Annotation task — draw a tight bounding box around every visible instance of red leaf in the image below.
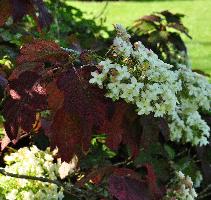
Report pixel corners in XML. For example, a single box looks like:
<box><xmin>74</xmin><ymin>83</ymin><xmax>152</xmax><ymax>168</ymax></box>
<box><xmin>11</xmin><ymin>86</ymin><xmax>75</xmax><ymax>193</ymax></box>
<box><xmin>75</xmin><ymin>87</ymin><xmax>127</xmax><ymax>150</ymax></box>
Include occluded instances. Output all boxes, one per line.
<box><xmin>10</xmin><ymin>40</ymin><xmax>69</xmax><ymax>80</ymax></box>
<box><xmin>100</xmin><ymin>102</ymin><xmax>142</xmax><ymax>156</ymax></box>
<box><xmin>56</xmin><ymin>67</ymin><xmax>108</xmax><ymax>154</ymax></box>
<box><xmin>76</xmin><ymin>166</ymin><xmax>114</xmax><ymax>187</ymax></box>
<box><xmin>3</xmin><ymin>71</ymin><xmax>47</xmax><ymax>140</ymax></box>
<box><xmin>109</xmin><ymin>166</ymin><xmax>162</xmax><ymax>200</ymax></box>
<box><xmin>109</xmin><ymin>175</ymin><xmax>150</xmax><ymax>200</ymax></box>
<box><xmin>42</xmin><ymin>66</ymin><xmax>111</xmax><ymax>161</ymax></box>
<box><xmin>122</xmin><ymin>108</ymin><xmax>142</xmax><ymax>158</ymax></box>
<box><xmin>46</xmin><ymin>80</ymin><xmax>64</xmax><ymax>112</ymax></box>
<box><xmin>142</xmin><ymin>164</ymin><xmax>161</xmax><ymax>197</ymax></box>
<box><xmin>45</xmin><ymin>107</ymin><xmax>83</xmax><ymax>162</ymax></box>
<box><xmin>17</xmin><ymin>40</ymin><xmax>68</xmax><ymax>64</ymax></box>
<box><xmin>0</xmin><ymin>0</ymin><xmax>52</xmax><ymax>30</ymax></box>
<box><xmin>100</xmin><ymin>102</ymin><xmax>128</xmax><ymax>150</ymax></box>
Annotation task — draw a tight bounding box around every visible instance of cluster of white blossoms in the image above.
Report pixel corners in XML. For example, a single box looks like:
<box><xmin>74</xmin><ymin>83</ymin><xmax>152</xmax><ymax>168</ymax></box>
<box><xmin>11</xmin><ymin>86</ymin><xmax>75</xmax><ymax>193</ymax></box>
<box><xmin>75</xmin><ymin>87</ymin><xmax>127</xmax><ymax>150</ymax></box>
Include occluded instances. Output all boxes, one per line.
<box><xmin>169</xmin><ymin>64</ymin><xmax>211</xmax><ymax>145</ymax></box>
<box><xmin>89</xmin><ymin>24</ymin><xmax>211</xmax><ymax>146</ymax></box>
<box><xmin>113</xmin><ymin>26</ymin><xmax>133</xmax><ymax>57</ymax></box>
<box><xmin>164</xmin><ymin>171</ymin><xmax>198</xmax><ymax>200</ymax></box>
<box><xmin>0</xmin><ymin>146</ymin><xmax>65</xmax><ymax>200</ymax></box>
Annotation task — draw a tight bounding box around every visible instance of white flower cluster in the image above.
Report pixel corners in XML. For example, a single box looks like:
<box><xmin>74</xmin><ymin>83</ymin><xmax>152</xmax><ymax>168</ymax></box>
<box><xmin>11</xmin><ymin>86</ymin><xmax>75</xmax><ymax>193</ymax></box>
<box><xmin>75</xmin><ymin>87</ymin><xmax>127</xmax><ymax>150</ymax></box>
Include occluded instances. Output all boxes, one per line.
<box><xmin>164</xmin><ymin>171</ymin><xmax>198</xmax><ymax>200</ymax></box>
<box><xmin>177</xmin><ymin>64</ymin><xmax>211</xmax><ymax>111</ymax></box>
<box><xmin>169</xmin><ymin>64</ymin><xmax>211</xmax><ymax>146</ymax></box>
<box><xmin>112</xmin><ymin>24</ymin><xmax>133</xmax><ymax>57</ymax></box>
<box><xmin>90</xmin><ymin>59</ymin><xmax>144</xmax><ymax>102</ymax></box>
<box><xmin>89</xmin><ymin>24</ymin><xmax>211</xmax><ymax>146</ymax></box>
<box><xmin>0</xmin><ymin>146</ymin><xmax>64</xmax><ymax>200</ymax></box>
<box><xmin>169</xmin><ymin>109</ymin><xmax>210</xmax><ymax>146</ymax></box>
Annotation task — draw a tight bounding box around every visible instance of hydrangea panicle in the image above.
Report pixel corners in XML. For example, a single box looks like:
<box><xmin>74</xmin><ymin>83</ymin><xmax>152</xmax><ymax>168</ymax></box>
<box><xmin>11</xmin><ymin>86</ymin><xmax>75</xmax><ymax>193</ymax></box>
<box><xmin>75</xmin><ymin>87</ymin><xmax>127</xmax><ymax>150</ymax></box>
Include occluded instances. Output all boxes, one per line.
<box><xmin>90</xmin><ymin>24</ymin><xmax>211</xmax><ymax>147</ymax></box>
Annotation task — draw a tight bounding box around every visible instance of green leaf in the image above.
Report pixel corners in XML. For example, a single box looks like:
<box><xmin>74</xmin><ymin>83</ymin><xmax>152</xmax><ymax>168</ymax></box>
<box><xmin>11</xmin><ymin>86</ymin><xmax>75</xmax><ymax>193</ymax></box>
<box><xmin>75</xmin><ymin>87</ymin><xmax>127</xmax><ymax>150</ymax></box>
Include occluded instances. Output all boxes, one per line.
<box><xmin>164</xmin><ymin>144</ymin><xmax>176</xmax><ymax>160</ymax></box>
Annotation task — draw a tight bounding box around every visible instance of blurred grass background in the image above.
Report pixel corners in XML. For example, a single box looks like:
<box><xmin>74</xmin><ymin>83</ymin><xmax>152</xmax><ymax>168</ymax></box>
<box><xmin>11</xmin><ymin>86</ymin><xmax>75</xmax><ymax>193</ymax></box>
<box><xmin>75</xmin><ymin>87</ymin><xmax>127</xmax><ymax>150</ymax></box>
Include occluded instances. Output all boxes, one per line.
<box><xmin>69</xmin><ymin>0</ymin><xmax>211</xmax><ymax>74</ymax></box>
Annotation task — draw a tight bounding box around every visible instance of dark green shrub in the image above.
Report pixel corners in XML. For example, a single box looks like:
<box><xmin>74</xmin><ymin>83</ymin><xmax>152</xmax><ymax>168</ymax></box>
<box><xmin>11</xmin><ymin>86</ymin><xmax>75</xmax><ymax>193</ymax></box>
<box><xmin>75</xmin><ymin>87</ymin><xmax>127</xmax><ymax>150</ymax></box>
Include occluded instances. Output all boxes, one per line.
<box><xmin>128</xmin><ymin>10</ymin><xmax>191</xmax><ymax>66</ymax></box>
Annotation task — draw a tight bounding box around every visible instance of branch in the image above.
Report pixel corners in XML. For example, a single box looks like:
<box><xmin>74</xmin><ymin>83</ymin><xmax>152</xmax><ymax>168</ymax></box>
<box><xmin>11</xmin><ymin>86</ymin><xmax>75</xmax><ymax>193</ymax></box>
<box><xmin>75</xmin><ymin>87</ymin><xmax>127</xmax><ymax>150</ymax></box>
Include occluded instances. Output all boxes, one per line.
<box><xmin>0</xmin><ymin>167</ymin><xmax>103</xmax><ymax>198</ymax></box>
<box><xmin>0</xmin><ymin>167</ymin><xmax>74</xmax><ymax>195</ymax></box>
<box><xmin>0</xmin><ymin>167</ymin><xmax>61</xmax><ymax>185</ymax></box>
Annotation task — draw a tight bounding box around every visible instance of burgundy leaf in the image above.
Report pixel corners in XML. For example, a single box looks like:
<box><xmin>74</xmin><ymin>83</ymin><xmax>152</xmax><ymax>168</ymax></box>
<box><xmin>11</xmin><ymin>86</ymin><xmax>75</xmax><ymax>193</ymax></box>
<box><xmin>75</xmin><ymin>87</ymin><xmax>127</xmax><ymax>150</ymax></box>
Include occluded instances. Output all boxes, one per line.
<box><xmin>46</xmin><ymin>80</ymin><xmax>64</xmax><ymax>112</ymax></box>
<box><xmin>109</xmin><ymin>175</ymin><xmax>150</xmax><ymax>200</ymax></box>
<box><xmin>3</xmin><ymin>71</ymin><xmax>47</xmax><ymax>140</ymax></box>
<box><xmin>10</xmin><ymin>39</ymin><xmax>69</xmax><ymax>79</ymax></box>
<box><xmin>109</xmin><ymin>166</ymin><xmax>162</xmax><ymax>200</ymax></box>
<box><xmin>100</xmin><ymin>102</ymin><xmax>129</xmax><ymax>150</ymax></box>
<box><xmin>56</xmin><ymin>67</ymin><xmax>108</xmax><ymax>154</ymax></box>
<box><xmin>45</xmin><ymin>107</ymin><xmax>82</xmax><ymax>162</ymax></box>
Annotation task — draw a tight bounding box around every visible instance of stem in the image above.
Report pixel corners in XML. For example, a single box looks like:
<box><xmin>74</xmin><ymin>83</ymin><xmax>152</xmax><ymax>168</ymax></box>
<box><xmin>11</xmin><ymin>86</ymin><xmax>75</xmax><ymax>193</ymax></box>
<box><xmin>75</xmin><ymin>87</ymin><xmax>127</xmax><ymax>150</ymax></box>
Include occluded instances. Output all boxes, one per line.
<box><xmin>0</xmin><ymin>167</ymin><xmax>73</xmax><ymax>195</ymax></box>
<box><xmin>0</xmin><ymin>167</ymin><xmax>61</xmax><ymax>185</ymax></box>
<box><xmin>0</xmin><ymin>167</ymin><xmax>104</xmax><ymax>198</ymax></box>
<box><xmin>54</xmin><ymin>1</ymin><xmax>60</xmax><ymax>40</ymax></box>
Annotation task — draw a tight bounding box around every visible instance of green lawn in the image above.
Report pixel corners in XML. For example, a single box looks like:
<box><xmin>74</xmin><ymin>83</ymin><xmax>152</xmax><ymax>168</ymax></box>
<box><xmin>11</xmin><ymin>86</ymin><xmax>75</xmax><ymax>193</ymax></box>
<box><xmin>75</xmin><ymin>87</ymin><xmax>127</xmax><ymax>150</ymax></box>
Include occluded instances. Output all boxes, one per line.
<box><xmin>69</xmin><ymin>0</ymin><xmax>211</xmax><ymax>74</ymax></box>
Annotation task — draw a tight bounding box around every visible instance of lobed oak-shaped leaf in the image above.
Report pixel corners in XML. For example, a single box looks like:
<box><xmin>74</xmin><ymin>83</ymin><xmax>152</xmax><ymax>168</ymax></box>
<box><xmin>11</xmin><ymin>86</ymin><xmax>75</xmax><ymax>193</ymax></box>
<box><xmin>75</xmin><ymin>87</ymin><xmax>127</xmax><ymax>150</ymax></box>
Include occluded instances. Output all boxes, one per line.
<box><xmin>10</xmin><ymin>39</ymin><xmax>69</xmax><ymax>80</ymax></box>
<box><xmin>56</xmin><ymin>67</ymin><xmax>108</xmax><ymax>153</ymax></box>
<box><xmin>3</xmin><ymin>71</ymin><xmax>47</xmax><ymax>140</ymax></box>
<box><xmin>44</xmin><ymin>67</ymin><xmax>109</xmax><ymax>161</ymax></box>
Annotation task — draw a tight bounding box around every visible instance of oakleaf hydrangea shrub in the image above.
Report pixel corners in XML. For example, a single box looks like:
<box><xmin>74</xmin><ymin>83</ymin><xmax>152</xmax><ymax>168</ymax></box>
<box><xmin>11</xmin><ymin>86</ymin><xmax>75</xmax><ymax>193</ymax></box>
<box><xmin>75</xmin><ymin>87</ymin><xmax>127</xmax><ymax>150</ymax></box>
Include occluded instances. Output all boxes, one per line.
<box><xmin>0</xmin><ymin>146</ymin><xmax>64</xmax><ymax>200</ymax></box>
<box><xmin>90</xmin><ymin>24</ymin><xmax>211</xmax><ymax>147</ymax></box>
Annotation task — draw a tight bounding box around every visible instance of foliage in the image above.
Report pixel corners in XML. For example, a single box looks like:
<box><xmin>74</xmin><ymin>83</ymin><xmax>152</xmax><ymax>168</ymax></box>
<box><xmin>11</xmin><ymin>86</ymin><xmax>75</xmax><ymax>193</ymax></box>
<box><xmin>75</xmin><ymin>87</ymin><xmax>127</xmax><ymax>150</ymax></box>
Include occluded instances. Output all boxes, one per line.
<box><xmin>44</xmin><ymin>0</ymin><xmax>111</xmax><ymax>50</ymax></box>
<box><xmin>0</xmin><ymin>0</ymin><xmax>110</xmax><ymax>77</ymax></box>
<box><xmin>129</xmin><ymin>10</ymin><xmax>191</xmax><ymax>66</ymax></box>
<box><xmin>0</xmin><ymin>1</ymin><xmax>210</xmax><ymax>200</ymax></box>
